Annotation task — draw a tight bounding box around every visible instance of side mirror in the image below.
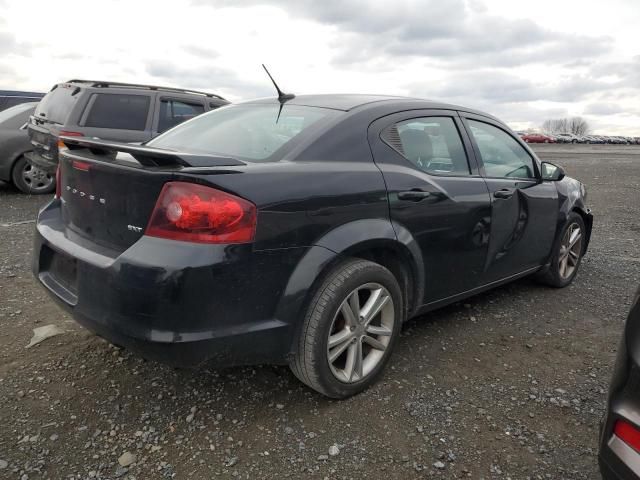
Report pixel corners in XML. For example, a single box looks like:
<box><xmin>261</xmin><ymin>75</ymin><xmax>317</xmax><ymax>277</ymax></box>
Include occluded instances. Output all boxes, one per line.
<box><xmin>541</xmin><ymin>161</ymin><xmax>565</xmax><ymax>181</ymax></box>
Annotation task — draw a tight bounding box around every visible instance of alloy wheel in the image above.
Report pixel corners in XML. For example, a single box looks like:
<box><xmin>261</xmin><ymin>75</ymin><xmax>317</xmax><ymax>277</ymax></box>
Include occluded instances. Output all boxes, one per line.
<box><xmin>21</xmin><ymin>163</ymin><xmax>54</xmax><ymax>192</ymax></box>
<box><xmin>326</xmin><ymin>283</ymin><xmax>395</xmax><ymax>383</ymax></box>
<box><xmin>558</xmin><ymin>223</ymin><xmax>582</xmax><ymax>279</ymax></box>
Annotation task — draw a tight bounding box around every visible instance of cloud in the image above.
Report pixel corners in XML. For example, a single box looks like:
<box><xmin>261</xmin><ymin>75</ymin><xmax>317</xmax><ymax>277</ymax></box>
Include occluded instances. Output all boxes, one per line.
<box><xmin>144</xmin><ymin>61</ymin><xmax>272</xmax><ymax>98</ymax></box>
<box><xmin>194</xmin><ymin>0</ymin><xmax>613</xmax><ymax>69</ymax></box>
<box><xmin>407</xmin><ymin>70</ymin><xmax>616</xmax><ymax>106</ymax></box>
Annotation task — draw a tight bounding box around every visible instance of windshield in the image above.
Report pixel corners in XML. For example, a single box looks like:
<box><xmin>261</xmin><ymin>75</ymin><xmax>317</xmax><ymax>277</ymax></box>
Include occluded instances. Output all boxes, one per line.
<box><xmin>147</xmin><ymin>103</ymin><xmax>340</xmax><ymax>162</ymax></box>
<box><xmin>0</xmin><ymin>102</ymin><xmax>35</xmax><ymax>125</ymax></box>
<box><xmin>34</xmin><ymin>84</ymin><xmax>81</xmax><ymax>124</ymax></box>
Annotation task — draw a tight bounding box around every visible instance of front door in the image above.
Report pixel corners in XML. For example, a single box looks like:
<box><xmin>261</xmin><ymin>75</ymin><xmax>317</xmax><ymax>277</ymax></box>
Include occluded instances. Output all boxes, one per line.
<box><xmin>461</xmin><ymin>115</ymin><xmax>558</xmax><ymax>283</ymax></box>
<box><xmin>368</xmin><ymin>110</ymin><xmax>492</xmax><ymax>304</ymax></box>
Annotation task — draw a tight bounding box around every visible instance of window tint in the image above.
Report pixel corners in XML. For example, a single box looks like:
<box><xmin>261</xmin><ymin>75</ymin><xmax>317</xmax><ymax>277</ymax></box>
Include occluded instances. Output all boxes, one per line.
<box><xmin>35</xmin><ymin>84</ymin><xmax>80</xmax><ymax>124</ymax></box>
<box><xmin>158</xmin><ymin>99</ymin><xmax>205</xmax><ymax>133</ymax></box>
<box><xmin>468</xmin><ymin>120</ymin><xmax>536</xmax><ymax>179</ymax></box>
<box><xmin>148</xmin><ymin>104</ymin><xmax>339</xmax><ymax>162</ymax></box>
<box><xmin>84</xmin><ymin>94</ymin><xmax>150</xmax><ymax>130</ymax></box>
<box><xmin>389</xmin><ymin>117</ymin><xmax>470</xmax><ymax>175</ymax></box>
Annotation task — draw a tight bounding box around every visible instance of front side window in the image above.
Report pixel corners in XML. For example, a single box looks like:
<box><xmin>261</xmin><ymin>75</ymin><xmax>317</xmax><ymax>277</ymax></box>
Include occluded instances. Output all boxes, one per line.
<box><xmin>84</xmin><ymin>94</ymin><xmax>150</xmax><ymax>130</ymax></box>
<box><xmin>467</xmin><ymin>120</ymin><xmax>536</xmax><ymax>179</ymax></box>
<box><xmin>385</xmin><ymin>117</ymin><xmax>471</xmax><ymax>175</ymax></box>
<box><xmin>148</xmin><ymin>104</ymin><xmax>340</xmax><ymax>162</ymax></box>
<box><xmin>158</xmin><ymin>99</ymin><xmax>205</xmax><ymax>133</ymax></box>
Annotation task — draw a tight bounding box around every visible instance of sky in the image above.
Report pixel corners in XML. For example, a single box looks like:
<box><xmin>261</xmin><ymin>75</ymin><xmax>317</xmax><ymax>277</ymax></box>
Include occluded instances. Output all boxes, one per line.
<box><xmin>1</xmin><ymin>0</ymin><xmax>639</xmax><ymax>134</ymax></box>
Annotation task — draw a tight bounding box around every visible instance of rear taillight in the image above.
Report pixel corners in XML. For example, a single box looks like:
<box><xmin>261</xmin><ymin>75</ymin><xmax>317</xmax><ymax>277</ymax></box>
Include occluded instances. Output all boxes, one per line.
<box><xmin>146</xmin><ymin>182</ymin><xmax>256</xmax><ymax>244</ymax></box>
<box><xmin>614</xmin><ymin>419</ymin><xmax>640</xmax><ymax>453</ymax></box>
<box><xmin>57</xmin><ymin>130</ymin><xmax>83</xmax><ymax>148</ymax></box>
<box><xmin>55</xmin><ymin>163</ymin><xmax>61</xmax><ymax>199</ymax></box>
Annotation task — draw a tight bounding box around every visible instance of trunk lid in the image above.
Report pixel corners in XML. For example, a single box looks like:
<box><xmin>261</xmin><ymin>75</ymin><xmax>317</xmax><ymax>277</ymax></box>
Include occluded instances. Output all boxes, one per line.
<box><xmin>57</xmin><ymin>138</ymin><xmax>245</xmax><ymax>252</ymax></box>
<box><xmin>59</xmin><ymin>155</ymin><xmax>170</xmax><ymax>251</ymax></box>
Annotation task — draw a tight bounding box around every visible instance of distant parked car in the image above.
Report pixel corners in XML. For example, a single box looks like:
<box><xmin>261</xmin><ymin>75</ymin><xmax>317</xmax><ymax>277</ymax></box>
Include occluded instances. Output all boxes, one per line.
<box><xmin>0</xmin><ymin>102</ymin><xmax>54</xmax><ymax>194</ymax></box>
<box><xmin>599</xmin><ymin>287</ymin><xmax>640</xmax><ymax>479</ymax></box>
<box><xmin>521</xmin><ymin>133</ymin><xmax>556</xmax><ymax>143</ymax></box>
<box><xmin>27</xmin><ymin>80</ymin><xmax>230</xmax><ymax>174</ymax></box>
<box><xmin>555</xmin><ymin>133</ymin><xmax>580</xmax><ymax>144</ymax></box>
<box><xmin>0</xmin><ymin>90</ymin><xmax>44</xmax><ymax>113</ymax></box>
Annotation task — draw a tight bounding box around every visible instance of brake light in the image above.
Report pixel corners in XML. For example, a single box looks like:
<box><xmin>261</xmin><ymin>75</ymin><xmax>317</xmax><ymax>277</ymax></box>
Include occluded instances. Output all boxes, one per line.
<box><xmin>146</xmin><ymin>182</ymin><xmax>256</xmax><ymax>244</ymax></box>
<box><xmin>614</xmin><ymin>420</ymin><xmax>640</xmax><ymax>453</ymax></box>
<box><xmin>57</xmin><ymin>130</ymin><xmax>83</xmax><ymax>148</ymax></box>
<box><xmin>55</xmin><ymin>163</ymin><xmax>61</xmax><ymax>199</ymax></box>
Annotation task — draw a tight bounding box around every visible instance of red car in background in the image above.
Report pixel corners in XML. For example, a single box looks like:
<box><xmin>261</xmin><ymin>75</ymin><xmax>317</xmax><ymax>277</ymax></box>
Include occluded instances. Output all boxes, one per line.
<box><xmin>520</xmin><ymin>133</ymin><xmax>556</xmax><ymax>143</ymax></box>
<box><xmin>521</xmin><ymin>133</ymin><xmax>557</xmax><ymax>143</ymax></box>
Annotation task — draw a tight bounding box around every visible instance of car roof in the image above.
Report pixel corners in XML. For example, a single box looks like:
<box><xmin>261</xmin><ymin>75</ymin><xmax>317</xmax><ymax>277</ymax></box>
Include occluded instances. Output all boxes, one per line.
<box><xmin>244</xmin><ymin>94</ymin><xmax>498</xmax><ymax>118</ymax></box>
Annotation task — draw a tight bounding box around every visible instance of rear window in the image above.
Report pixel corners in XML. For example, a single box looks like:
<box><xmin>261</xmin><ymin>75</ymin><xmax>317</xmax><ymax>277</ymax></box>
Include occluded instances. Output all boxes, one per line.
<box><xmin>84</xmin><ymin>93</ymin><xmax>150</xmax><ymax>130</ymax></box>
<box><xmin>148</xmin><ymin>104</ymin><xmax>339</xmax><ymax>162</ymax></box>
<box><xmin>34</xmin><ymin>84</ymin><xmax>80</xmax><ymax>124</ymax></box>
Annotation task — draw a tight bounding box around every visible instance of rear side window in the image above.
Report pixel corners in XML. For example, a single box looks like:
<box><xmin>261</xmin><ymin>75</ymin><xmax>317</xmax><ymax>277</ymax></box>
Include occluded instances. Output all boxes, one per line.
<box><xmin>34</xmin><ymin>84</ymin><xmax>80</xmax><ymax>124</ymax></box>
<box><xmin>384</xmin><ymin>117</ymin><xmax>471</xmax><ymax>175</ymax></box>
<box><xmin>158</xmin><ymin>99</ymin><xmax>204</xmax><ymax>133</ymax></box>
<box><xmin>84</xmin><ymin>94</ymin><xmax>150</xmax><ymax>130</ymax></box>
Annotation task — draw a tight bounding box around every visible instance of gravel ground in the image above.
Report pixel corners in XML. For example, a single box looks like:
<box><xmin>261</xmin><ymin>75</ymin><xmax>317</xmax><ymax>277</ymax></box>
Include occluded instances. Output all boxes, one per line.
<box><xmin>0</xmin><ymin>144</ymin><xmax>638</xmax><ymax>479</ymax></box>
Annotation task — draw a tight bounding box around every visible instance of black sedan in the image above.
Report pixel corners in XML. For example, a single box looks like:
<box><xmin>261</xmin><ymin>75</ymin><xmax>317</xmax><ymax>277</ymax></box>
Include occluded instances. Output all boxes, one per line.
<box><xmin>32</xmin><ymin>95</ymin><xmax>592</xmax><ymax>398</ymax></box>
<box><xmin>600</xmin><ymin>288</ymin><xmax>640</xmax><ymax>479</ymax></box>
<box><xmin>0</xmin><ymin>102</ymin><xmax>55</xmax><ymax>194</ymax></box>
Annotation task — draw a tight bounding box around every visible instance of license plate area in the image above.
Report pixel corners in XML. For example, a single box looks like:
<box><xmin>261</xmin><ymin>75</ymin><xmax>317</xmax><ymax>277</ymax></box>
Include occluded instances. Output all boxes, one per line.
<box><xmin>39</xmin><ymin>245</ymin><xmax>78</xmax><ymax>305</ymax></box>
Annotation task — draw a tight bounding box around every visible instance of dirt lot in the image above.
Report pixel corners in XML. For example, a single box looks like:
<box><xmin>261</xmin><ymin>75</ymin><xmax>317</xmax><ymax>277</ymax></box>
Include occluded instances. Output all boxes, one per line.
<box><xmin>0</xmin><ymin>144</ymin><xmax>638</xmax><ymax>479</ymax></box>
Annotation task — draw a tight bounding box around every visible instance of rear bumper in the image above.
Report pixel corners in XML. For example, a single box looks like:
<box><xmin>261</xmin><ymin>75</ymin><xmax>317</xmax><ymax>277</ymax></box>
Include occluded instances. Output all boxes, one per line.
<box><xmin>25</xmin><ymin>150</ymin><xmax>58</xmax><ymax>174</ymax></box>
<box><xmin>33</xmin><ymin>199</ymin><xmax>311</xmax><ymax>368</ymax></box>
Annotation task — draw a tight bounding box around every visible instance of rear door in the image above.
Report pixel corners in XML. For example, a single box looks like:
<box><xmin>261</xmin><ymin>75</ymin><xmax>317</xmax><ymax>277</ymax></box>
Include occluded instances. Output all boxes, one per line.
<box><xmin>78</xmin><ymin>92</ymin><xmax>155</xmax><ymax>143</ymax></box>
<box><xmin>460</xmin><ymin>114</ymin><xmax>558</xmax><ymax>282</ymax></box>
<box><xmin>368</xmin><ymin>110</ymin><xmax>492</xmax><ymax>304</ymax></box>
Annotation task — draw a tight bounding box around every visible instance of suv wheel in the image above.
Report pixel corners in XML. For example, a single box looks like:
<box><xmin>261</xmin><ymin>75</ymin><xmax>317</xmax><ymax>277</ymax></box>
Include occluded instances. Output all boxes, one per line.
<box><xmin>538</xmin><ymin>212</ymin><xmax>586</xmax><ymax>288</ymax></box>
<box><xmin>12</xmin><ymin>156</ymin><xmax>55</xmax><ymax>194</ymax></box>
<box><xmin>290</xmin><ymin>259</ymin><xmax>402</xmax><ymax>398</ymax></box>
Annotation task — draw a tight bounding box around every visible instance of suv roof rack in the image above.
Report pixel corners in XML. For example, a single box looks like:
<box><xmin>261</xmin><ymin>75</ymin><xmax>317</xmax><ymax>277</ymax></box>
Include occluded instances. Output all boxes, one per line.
<box><xmin>64</xmin><ymin>79</ymin><xmax>226</xmax><ymax>100</ymax></box>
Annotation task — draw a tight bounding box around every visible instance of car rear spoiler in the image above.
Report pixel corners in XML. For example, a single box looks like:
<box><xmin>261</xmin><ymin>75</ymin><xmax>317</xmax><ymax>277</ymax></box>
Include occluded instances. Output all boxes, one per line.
<box><xmin>59</xmin><ymin>136</ymin><xmax>246</xmax><ymax>168</ymax></box>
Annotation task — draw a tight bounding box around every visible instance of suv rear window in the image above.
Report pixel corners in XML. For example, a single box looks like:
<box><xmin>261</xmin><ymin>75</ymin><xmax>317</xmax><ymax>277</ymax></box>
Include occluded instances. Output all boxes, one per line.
<box><xmin>84</xmin><ymin>94</ymin><xmax>150</xmax><ymax>130</ymax></box>
<box><xmin>148</xmin><ymin>104</ymin><xmax>339</xmax><ymax>162</ymax></box>
<box><xmin>34</xmin><ymin>84</ymin><xmax>80</xmax><ymax>124</ymax></box>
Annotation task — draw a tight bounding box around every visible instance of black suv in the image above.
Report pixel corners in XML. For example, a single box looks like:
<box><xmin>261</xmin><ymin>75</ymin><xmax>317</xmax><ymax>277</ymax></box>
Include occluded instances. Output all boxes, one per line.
<box><xmin>26</xmin><ymin>80</ymin><xmax>229</xmax><ymax>174</ymax></box>
<box><xmin>33</xmin><ymin>95</ymin><xmax>592</xmax><ymax>399</ymax></box>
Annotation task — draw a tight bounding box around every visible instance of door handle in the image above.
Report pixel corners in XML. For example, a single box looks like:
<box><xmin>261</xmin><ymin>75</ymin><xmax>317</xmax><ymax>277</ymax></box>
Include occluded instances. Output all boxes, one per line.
<box><xmin>398</xmin><ymin>189</ymin><xmax>431</xmax><ymax>201</ymax></box>
<box><xmin>493</xmin><ymin>188</ymin><xmax>515</xmax><ymax>199</ymax></box>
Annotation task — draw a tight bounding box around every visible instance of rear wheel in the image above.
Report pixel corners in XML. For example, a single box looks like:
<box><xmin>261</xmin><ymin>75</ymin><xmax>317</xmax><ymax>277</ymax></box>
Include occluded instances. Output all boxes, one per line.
<box><xmin>538</xmin><ymin>212</ymin><xmax>586</xmax><ymax>288</ymax></box>
<box><xmin>290</xmin><ymin>259</ymin><xmax>402</xmax><ymax>398</ymax></box>
<box><xmin>11</xmin><ymin>155</ymin><xmax>55</xmax><ymax>194</ymax></box>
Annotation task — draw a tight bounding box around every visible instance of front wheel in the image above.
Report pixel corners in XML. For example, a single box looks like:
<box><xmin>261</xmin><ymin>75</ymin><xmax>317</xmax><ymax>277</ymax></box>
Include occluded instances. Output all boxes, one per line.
<box><xmin>537</xmin><ymin>213</ymin><xmax>586</xmax><ymax>288</ymax></box>
<box><xmin>290</xmin><ymin>259</ymin><xmax>402</xmax><ymax>398</ymax></box>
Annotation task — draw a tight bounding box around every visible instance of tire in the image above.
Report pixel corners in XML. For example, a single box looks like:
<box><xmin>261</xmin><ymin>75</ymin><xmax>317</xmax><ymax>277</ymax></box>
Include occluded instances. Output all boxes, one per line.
<box><xmin>537</xmin><ymin>212</ymin><xmax>586</xmax><ymax>288</ymax></box>
<box><xmin>11</xmin><ymin>155</ymin><xmax>55</xmax><ymax>194</ymax></box>
<box><xmin>290</xmin><ymin>258</ymin><xmax>403</xmax><ymax>399</ymax></box>
<box><xmin>544</xmin><ymin>140</ymin><xmax>549</xmax><ymax>143</ymax></box>
<box><xmin>572</xmin><ymin>139</ymin><xmax>577</xmax><ymax>144</ymax></box>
